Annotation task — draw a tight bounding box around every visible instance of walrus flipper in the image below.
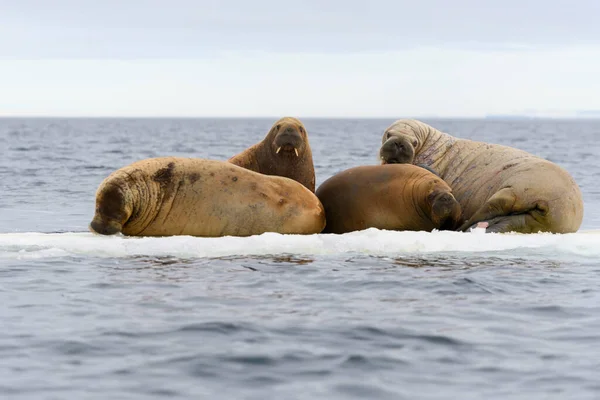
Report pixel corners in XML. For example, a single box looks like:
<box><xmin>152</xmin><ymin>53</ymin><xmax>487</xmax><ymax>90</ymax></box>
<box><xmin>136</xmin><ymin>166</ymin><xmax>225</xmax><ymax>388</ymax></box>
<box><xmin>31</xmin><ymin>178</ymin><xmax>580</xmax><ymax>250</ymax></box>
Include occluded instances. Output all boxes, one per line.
<box><xmin>457</xmin><ymin>187</ymin><xmax>517</xmax><ymax>232</ymax></box>
<box><xmin>465</xmin><ymin>214</ymin><xmax>543</xmax><ymax>234</ymax></box>
<box><xmin>458</xmin><ymin>187</ymin><xmax>552</xmax><ymax>233</ymax></box>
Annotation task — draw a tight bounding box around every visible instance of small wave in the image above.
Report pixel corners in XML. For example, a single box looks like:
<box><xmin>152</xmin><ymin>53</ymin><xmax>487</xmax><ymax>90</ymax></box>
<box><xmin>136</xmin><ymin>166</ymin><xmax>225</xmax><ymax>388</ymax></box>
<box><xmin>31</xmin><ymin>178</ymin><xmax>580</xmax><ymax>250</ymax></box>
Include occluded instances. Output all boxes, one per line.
<box><xmin>51</xmin><ymin>339</ymin><xmax>105</xmax><ymax>356</ymax></box>
<box><xmin>177</xmin><ymin>322</ymin><xmax>257</xmax><ymax>335</ymax></box>
<box><xmin>0</xmin><ymin>228</ymin><xmax>599</xmax><ymax>260</ymax></box>
<box><xmin>10</xmin><ymin>145</ymin><xmax>42</xmax><ymax>152</ymax></box>
<box><xmin>340</xmin><ymin>325</ymin><xmax>464</xmax><ymax>347</ymax></box>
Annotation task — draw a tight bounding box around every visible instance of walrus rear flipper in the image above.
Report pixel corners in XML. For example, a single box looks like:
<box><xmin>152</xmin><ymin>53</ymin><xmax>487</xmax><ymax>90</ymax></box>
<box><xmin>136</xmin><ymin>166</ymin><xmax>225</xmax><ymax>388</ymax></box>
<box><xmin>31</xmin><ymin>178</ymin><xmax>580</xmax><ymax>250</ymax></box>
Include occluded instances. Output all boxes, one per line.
<box><xmin>464</xmin><ymin>214</ymin><xmax>542</xmax><ymax>234</ymax></box>
<box><xmin>458</xmin><ymin>187</ymin><xmax>549</xmax><ymax>233</ymax></box>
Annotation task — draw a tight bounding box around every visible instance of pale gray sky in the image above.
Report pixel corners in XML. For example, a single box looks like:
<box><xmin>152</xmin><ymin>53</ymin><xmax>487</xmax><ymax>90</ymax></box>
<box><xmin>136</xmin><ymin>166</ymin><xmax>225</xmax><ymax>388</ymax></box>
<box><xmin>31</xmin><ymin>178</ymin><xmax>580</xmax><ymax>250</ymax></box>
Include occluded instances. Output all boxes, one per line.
<box><xmin>1</xmin><ymin>0</ymin><xmax>599</xmax><ymax>117</ymax></box>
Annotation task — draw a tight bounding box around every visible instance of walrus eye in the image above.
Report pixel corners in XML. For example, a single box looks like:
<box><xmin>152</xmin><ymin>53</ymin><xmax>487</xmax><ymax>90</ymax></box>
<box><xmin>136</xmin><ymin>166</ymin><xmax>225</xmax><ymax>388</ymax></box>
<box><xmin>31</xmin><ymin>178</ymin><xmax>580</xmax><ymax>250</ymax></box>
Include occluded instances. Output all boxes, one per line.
<box><xmin>276</xmin><ymin>124</ymin><xmax>280</xmax><ymax>130</ymax></box>
<box><xmin>386</xmin><ymin>132</ymin><xmax>392</xmax><ymax>139</ymax></box>
<box><xmin>413</xmin><ymin>140</ymin><xmax>418</xmax><ymax>147</ymax></box>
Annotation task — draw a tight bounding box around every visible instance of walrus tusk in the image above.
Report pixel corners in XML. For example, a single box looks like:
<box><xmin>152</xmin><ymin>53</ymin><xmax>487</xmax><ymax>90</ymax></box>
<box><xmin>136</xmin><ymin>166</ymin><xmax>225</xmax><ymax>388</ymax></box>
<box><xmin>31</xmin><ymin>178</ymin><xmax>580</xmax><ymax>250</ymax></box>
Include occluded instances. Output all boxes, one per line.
<box><xmin>294</xmin><ymin>148</ymin><xmax>299</xmax><ymax>157</ymax></box>
<box><xmin>276</xmin><ymin>147</ymin><xmax>281</xmax><ymax>154</ymax></box>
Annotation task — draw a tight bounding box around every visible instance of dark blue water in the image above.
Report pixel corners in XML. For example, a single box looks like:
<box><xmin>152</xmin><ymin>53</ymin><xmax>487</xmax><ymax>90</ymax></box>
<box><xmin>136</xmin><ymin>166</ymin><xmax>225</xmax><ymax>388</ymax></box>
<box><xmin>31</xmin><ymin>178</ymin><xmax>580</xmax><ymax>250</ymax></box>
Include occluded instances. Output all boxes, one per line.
<box><xmin>1</xmin><ymin>118</ymin><xmax>600</xmax><ymax>399</ymax></box>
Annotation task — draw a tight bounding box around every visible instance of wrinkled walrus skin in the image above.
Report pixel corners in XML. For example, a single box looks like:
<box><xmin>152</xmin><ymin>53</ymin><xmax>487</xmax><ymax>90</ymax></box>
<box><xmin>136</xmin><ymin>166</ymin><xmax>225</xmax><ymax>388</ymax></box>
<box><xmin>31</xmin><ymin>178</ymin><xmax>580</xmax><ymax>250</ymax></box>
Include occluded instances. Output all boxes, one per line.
<box><xmin>379</xmin><ymin>119</ymin><xmax>584</xmax><ymax>234</ymax></box>
<box><xmin>315</xmin><ymin>164</ymin><xmax>462</xmax><ymax>234</ymax></box>
<box><xmin>228</xmin><ymin>117</ymin><xmax>316</xmax><ymax>192</ymax></box>
<box><xmin>89</xmin><ymin>157</ymin><xmax>325</xmax><ymax>237</ymax></box>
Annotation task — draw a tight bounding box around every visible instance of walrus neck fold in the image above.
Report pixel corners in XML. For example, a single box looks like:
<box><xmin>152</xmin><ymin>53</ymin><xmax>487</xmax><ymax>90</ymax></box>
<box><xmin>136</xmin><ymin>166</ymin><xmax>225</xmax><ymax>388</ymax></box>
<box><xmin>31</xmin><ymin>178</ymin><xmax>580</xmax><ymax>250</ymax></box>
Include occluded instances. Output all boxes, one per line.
<box><xmin>410</xmin><ymin>177</ymin><xmax>435</xmax><ymax>227</ymax></box>
<box><xmin>125</xmin><ymin>177</ymin><xmax>160</xmax><ymax>235</ymax></box>
<box><xmin>415</xmin><ymin>129</ymin><xmax>457</xmax><ymax>181</ymax></box>
<box><xmin>113</xmin><ymin>168</ymin><xmax>163</xmax><ymax>236</ymax></box>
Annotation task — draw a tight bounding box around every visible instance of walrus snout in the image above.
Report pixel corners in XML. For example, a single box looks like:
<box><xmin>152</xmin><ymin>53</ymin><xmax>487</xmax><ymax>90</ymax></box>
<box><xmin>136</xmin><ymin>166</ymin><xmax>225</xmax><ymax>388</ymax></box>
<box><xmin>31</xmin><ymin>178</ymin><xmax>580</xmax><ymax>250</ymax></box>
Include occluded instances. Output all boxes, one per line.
<box><xmin>89</xmin><ymin>218</ymin><xmax>122</xmax><ymax>235</ymax></box>
<box><xmin>274</xmin><ymin>126</ymin><xmax>303</xmax><ymax>156</ymax></box>
<box><xmin>379</xmin><ymin>136</ymin><xmax>415</xmax><ymax>164</ymax></box>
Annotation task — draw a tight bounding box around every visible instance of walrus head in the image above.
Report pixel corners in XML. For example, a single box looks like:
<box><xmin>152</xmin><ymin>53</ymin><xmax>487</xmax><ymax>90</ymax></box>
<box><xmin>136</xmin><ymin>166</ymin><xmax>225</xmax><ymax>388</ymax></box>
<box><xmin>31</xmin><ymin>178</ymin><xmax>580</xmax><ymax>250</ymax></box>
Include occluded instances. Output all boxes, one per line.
<box><xmin>267</xmin><ymin>117</ymin><xmax>308</xmax><ymax>158</ymax></box>
<box><xmin>379</xmin><ymin>120</ymin><xmax>424</xmax><ymax>165</ymax></box>
<box><xmin>427</xmin><ymin>189</ymin><xmax>463</xmax><ymax>230</ymax></box>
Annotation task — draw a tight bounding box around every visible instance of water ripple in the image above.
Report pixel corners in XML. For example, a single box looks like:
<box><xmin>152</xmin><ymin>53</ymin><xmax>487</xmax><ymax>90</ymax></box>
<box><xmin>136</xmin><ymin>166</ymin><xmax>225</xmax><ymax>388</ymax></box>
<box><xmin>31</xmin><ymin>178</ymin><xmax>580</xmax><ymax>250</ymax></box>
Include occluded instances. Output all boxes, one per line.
<box><xmin>1</xmin><ymin>118</ymin><xmax>600</xmax><ymax>399</ymax></box>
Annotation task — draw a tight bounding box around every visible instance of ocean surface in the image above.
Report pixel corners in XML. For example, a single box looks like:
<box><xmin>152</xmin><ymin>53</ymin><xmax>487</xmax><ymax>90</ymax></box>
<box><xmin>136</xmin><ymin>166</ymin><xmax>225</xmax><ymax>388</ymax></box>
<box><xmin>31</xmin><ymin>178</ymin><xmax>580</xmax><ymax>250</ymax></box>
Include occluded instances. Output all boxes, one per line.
<box><xmin>1</xmin><ymin>117</ymin><xmax>600</xmax><ymax>399</ymax></box>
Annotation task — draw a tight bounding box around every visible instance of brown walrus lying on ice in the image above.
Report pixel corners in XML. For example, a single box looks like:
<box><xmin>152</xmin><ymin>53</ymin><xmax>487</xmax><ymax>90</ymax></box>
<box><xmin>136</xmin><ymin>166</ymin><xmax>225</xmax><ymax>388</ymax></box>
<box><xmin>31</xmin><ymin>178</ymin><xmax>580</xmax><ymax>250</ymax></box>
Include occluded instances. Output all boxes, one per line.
<box><xmin>316</xmin><ymin>164</ymin><xmax>462</xmax><ymax>234</ymax></box>
<box><xmin>90</xmin><ymin>157</ymin><xmax>325</xmax><ymax>237</ymax></box>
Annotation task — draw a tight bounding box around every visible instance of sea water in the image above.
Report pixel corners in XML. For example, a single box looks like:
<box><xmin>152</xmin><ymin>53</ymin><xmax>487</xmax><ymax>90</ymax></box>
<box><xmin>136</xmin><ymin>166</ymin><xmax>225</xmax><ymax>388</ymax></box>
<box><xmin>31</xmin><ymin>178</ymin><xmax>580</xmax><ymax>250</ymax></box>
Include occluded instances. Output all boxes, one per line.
<box><xmin>1</xmin><ymin>118</ymin><xmax>599</xmax><ymax>399</ymax></box>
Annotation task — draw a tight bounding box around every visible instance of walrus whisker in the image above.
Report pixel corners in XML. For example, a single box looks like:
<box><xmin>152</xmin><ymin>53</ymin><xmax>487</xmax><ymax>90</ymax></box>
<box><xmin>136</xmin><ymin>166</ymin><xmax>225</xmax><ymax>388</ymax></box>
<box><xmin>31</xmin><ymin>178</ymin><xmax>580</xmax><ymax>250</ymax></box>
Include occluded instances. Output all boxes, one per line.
<box><xmin>276</xmin><ymin>147</ymin><xmax>281</xmax><ymax>154</ymax></box>
<box><xmin>294</xmin><ymin>148</ymin><xmax>299</xmax><ymax>157</ymax></box>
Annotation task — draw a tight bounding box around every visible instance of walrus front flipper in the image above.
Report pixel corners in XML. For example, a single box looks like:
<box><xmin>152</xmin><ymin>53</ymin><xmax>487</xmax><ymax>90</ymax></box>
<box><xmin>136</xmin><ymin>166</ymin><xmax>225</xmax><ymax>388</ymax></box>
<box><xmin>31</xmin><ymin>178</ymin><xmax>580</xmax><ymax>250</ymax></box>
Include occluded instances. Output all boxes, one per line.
<box><xmin>457</xmin><ymin>187</ymin><xmax>517</xmax><ymax>232</ymax></box>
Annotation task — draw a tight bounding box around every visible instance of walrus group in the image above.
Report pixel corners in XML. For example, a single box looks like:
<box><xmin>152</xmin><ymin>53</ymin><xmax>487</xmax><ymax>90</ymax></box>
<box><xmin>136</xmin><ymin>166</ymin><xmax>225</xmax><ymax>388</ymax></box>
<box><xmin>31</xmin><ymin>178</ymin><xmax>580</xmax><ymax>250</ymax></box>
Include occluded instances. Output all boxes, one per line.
<box><xmin>89</xmin><ymin>117</ymin><xmax>584</xmax><ymax>237</ymax></box>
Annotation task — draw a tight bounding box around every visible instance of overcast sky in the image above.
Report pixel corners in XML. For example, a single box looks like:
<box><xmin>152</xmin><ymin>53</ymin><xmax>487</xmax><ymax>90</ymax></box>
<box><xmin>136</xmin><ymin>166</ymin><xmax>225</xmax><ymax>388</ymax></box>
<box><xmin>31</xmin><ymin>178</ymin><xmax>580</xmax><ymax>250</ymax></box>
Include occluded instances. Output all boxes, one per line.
<box><xmin>1</xmin><ymin>0</ymin><xmax>599</xmax><ymax>117</ymax></box>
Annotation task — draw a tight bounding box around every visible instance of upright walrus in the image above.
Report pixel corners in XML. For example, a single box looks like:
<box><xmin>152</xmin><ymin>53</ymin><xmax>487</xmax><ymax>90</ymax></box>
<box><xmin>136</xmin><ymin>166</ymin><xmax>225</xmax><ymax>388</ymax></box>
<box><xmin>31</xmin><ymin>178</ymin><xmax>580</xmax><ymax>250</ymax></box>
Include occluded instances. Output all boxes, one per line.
<box><xmin>379</xmin><ymin>119</ymin><xmax>584</xmax><ymax>233</ymax></box>
<box><xmin>228</xmin><ymin>117</ymin><xmax>316</xmax><ymax>192</ymax></box>
<box><xmin>316</xmin><ymin>164</ymin><xmax>462</xmax><ymax>234</ymax></box>
<box><xmin>89</xmin><ymin>157</ymin><xmax>325</xmax><ymax>237</ymax></box>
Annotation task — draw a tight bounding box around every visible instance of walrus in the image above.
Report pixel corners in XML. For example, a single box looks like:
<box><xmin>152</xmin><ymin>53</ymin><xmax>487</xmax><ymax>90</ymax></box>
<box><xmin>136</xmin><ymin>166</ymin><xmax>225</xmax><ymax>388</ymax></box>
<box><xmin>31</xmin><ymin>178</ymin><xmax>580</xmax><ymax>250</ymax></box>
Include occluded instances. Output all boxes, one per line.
<box><xmin>89</xmin><ymin>157</ymin><xmax>325</xmax><ymax>237</ymax></box>
<box><xmin>315</xmin><ymin>164</ymin><xmax>462</xmax><ymax>234</ymax></box>
<box><xmin>379</xmin><ymin>119</ymin><xmax>584</xmax><ymax>233</ymax></box>
<box><xmin>228</xmin><ymin>117</ymin><xmax>316</xmax><ymax>192</ymax></box>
